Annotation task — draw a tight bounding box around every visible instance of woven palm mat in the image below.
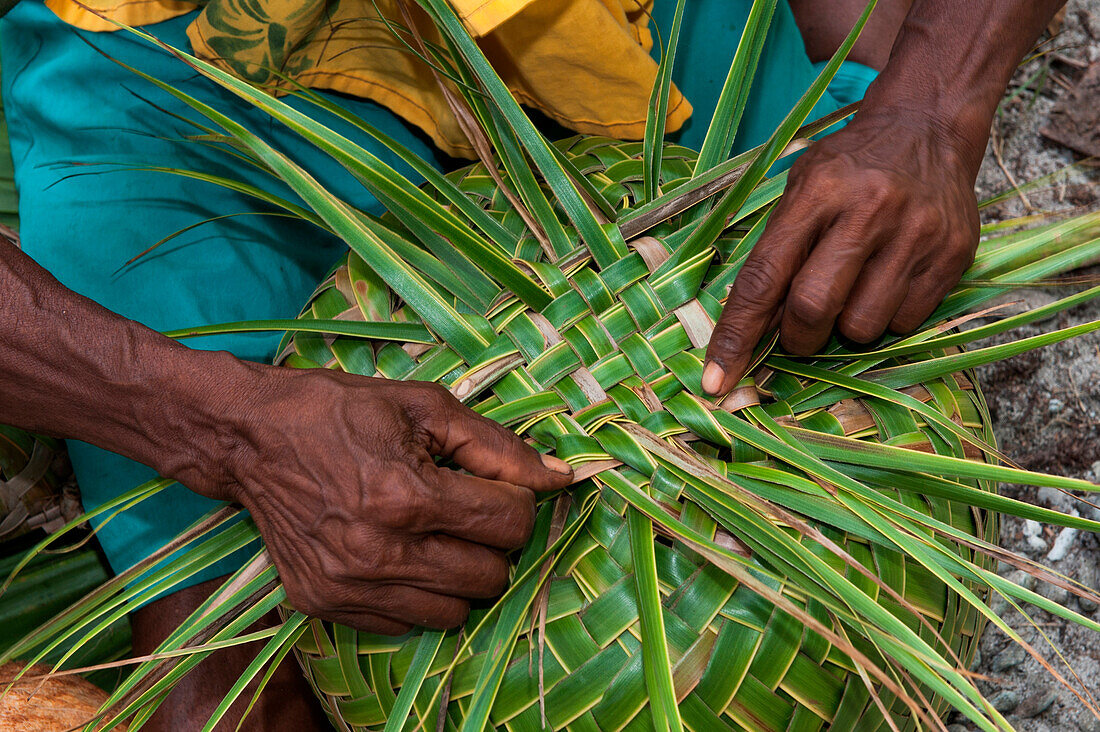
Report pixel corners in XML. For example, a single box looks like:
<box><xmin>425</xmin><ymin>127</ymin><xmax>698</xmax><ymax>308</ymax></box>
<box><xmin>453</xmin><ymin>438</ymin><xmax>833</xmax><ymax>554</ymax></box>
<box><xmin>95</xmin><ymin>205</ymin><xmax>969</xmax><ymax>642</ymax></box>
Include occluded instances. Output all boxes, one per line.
<box><xmin>277</xmin><ymin>136</ymin><xmax>998</xmax><ymax>731</ymax></box>
<box><xmin>0</xmin><ymin>426</ymin><xmax>81</xmax><ymax>544</ymax></box>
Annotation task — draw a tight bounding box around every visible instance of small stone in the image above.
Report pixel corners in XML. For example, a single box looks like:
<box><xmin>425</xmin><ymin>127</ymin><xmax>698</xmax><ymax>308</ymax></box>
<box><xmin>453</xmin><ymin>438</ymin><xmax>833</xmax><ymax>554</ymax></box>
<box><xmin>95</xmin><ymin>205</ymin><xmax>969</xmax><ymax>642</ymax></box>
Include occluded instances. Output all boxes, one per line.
<box><xmin>1023</xmin><ymin>520</ymin><xmax>1048</xmax><ymax>553</ymax></box>
<box><xmin>969</xmin><ymin>646</ymin><xmax>982</xmax><ymax>672</ymax></box>
<box><xmin>946</xmin><ymin>725</ymin><xmax>968</xmax><ymax>732</ymax></box>
<box><xmin>1086</xmin><ymin>502</ymin><xmax>1100</xmax><ymax>524</ymax></box>
<box><xmin>1078</xmin><ymin>562</ymin><xmax>1099</xmax><ymax>613</ymax></box>
<box><xmin>1017</xmin><ymin>689</ymin><xmax>1058</xmax><ymax>718</ymax></box>
<box><xmin>1049</xmin><ymin>397</ymin><xmax>1064</xmax><ymax>412</ymax></box>
<box><xmin>1046</xmin><ymin>525</ymin><xmax>1079</xmax><ymax>562</ymax></box>
<box><xmin>991</xmin><ymin>644</ymin><xmax>1027</xmax><ymax>673</ymax></box>
<box><xmin>990</xmin><ymin>689</ymin><xmax>1021</xmax><ymax>714</ymax></box>
<box><xmin>990</xmin><ymin>596</ymin><xmax>1010</xmax><ymax>617</ymax></box>
<box><xmin>1037</xmin><ymin>486</ymin><xmax>1070</xmax><ymax>511</ymax></box>
<box><xmin>1007</xmin><ymin>570</ymin><xmax>1037</xmax><ymax>592</ymax></box>
<box><xmin>1040</xmin><ymin>581</ymin><xmax>1070</xmax><ymax>605</ymax></box>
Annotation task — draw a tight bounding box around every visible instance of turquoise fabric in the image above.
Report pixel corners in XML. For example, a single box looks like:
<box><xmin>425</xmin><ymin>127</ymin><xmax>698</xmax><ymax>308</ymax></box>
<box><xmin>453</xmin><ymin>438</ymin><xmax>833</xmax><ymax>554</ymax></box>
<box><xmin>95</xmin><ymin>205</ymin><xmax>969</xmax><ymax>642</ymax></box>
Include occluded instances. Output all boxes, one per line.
<box><xmin>650</xmin><ymin>1</ymin><xmax>877</xmax><ymax>155</ymax></box>
<box><xmin>0</xmin><ymin>0</ymin><xmax>874</xmax><ymax>589</ymax></box>
<box><xmin>1</xmin><ymin>1</ymin><xmax>450</xmax><ymax>584</ymax></box>
<box><xmin>814</xmin><ymin>59</ymin><xmax>880</xmax><ymax>108</ymax></box>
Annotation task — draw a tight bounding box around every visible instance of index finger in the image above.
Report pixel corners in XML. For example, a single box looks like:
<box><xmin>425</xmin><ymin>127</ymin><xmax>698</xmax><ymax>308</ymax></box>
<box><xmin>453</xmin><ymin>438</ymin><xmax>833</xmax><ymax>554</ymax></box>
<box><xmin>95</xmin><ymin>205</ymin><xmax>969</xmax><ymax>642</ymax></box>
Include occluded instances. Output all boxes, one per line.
<box><xmin>702</xmin><ymin>204</ymin><xmax>825</xmax><ymax>395</ymax></box>
<box><xmin>429</xmin><ymin>468</ymin><xmax>537</xmax><ymax>550</ymax></box>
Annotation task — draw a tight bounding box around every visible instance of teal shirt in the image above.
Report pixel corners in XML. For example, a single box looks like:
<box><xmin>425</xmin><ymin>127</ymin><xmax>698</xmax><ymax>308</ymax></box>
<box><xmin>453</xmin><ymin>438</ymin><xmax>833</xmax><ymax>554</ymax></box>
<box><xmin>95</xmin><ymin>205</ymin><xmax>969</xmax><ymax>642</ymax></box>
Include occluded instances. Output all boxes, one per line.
<box><xmin>0</xmin><ymin>0</ymin><xmax>875</xmax><ymax>587</ymax></box>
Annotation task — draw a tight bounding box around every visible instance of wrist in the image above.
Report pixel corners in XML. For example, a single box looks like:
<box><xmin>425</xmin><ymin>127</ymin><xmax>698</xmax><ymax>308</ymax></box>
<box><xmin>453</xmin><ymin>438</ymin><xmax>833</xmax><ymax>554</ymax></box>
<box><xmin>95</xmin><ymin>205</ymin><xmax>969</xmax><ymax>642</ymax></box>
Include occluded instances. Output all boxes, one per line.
<box><xmin>0</xmin><ymin>241</ymin><xmax>267</xmax><ymax>502</ymax></box>
<box><xmin>856</xmin><ymin>80</ymin><xmax>991</xmax><ymax>180</ymax></box>
<box><xmin>109</xmin><ymin>337</ymin><xmax>265</xmax><ymax>502</ymax></box>
<box><xmin>851</xmin><ymin>0</ymin><xmax>1067</xmax><ymax>181</ymax></box>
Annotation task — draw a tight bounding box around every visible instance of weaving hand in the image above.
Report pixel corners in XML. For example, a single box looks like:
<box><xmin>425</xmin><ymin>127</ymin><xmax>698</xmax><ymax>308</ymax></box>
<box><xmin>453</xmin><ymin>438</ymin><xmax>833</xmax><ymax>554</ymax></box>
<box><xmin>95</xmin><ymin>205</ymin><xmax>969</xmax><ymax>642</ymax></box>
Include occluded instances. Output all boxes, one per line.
<box><xmin>701</xmin><ymin>110</ymin><xmax>980</xmax><ymax>395</ymax></box>
<box><xmin>184</xmin><ymin>369</ymin><xmax>574</xmax><ymax>632</ymax></box>
<box><xmin>701</xmin><ymin>0</ymin><xmax>1066</xmax><ymax>397</ymax></box>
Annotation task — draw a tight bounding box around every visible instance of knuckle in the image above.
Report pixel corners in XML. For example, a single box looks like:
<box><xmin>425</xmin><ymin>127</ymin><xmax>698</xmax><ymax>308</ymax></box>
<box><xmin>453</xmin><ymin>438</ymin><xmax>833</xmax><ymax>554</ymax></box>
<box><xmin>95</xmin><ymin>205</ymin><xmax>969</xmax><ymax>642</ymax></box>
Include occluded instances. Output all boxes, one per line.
<box><xmin>790</xmin><ymin>153</ymin><xmax>835</xmax><ymax>186</ymax></box>
<box><xmin>418</xmin><ymin>381</ymin><xmax>457</xmax><ymax>410</ymax></box>
<box><xmin>398</xmin><ymin>380</ymin><xmax>455</xmax><ymax>425</ymax></box>
<box><xmin>285</xmin><ymin>585</ymin><xmax>320</xmax><ymax>617</ymax></box>
<box><xmin>436</xmin><ymin>600</ymin><xmax>470</xmax><ymax>629</ymax></box>
<box><xmin>839</xmin><ymin>312</ymin><xmax>883</xmax><ymax>343</ymax></box>
<box><xmin>381</xmin><ymin>499</ymin><xmax>426</xmax><ymax>532</ymax></box>
<box><xmin>891</xmin><ymin>310</ymin><xmax>925</xmax><ymax>334</ymax></box>
<box><xmin>482</xmin><ymin>421</ymin><xmax>514</xmax><ymax>456</ymax></box>
<box><xmin>910</xmin><ymin>213</ymin><xmax>942</xmax><ymax>244</ymax></box>
<box><xmin>860</xmin><ymin>172</ymin><xmax>903</xmax><ymax>208</ymax></box>
<box><xmin>320</xmin><ymin>554</ymin><xmax>353</xmax><ymax>585</ymax></box>
<box><xmin>375</xmin><ymin>477</ymin><xmax>433</xmax><ymax>532</ymax></box>
<box><xmin>780</xmin><ymin>326</ymin><xmax>820</xmax><ymax>356</ymax></box>
<box><xmin>945</xmin><ymin>238</ymin><xmax>977</xmax><ymax>273</ymax></box>
<box><xmin>363</xmin><ymin>584</ymin><xmax>398</xmax><ymax>615</ymax></box>
<box><xmin>374</xmin><ymin>620</ymin><xmax>414</xmax><ymax>637</ymax></box>
<box><xmin>340</xmin><ymin>540</ymin><xmax>393</xmax><ymax>583</ymax></box>
<box><xmin>731</xmin><ymin>258</ymin><xmax>784</xmax><ymax>308</ymax></box>
<box><xmin>323</xmin><ymin>576</ymin><xmax>353</xmax><ymax>604</ymax></box>
<box><xmin>787</xmin><ymin>153</ymin><xmax>814</xmax><ymax>179</ymax></box>
<box><xmin>519</xmin><ymin>493</ymin><xmax>537</xmax><ymax>538</ymax></box>
<box><xmin>785</xmin><ymin>288</ymin><xmax>834</xmax><ymax>327</ymax></box>
<box><xmin>794</xmin><ymin>157</ymin><xmax>850</xmax><ymax>195</ymax></box>
<box><xmin>348</xmin><ymin>615</ymin><xmax>380</xmax><ymax>633</ymax></box>
<box><xmin>708</xmin><ymin>313</ymin><xmax>745</xmax><ymax>354</ymax></box>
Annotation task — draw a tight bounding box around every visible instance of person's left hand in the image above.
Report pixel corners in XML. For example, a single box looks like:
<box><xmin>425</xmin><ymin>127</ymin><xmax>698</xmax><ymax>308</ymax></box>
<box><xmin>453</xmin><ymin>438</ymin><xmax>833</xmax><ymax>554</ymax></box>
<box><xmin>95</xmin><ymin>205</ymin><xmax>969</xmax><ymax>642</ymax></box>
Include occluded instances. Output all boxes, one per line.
<box><xmin>700</xmin><ymin>109</ymin><xmax>981</xmax><ymax>396</ymax></box>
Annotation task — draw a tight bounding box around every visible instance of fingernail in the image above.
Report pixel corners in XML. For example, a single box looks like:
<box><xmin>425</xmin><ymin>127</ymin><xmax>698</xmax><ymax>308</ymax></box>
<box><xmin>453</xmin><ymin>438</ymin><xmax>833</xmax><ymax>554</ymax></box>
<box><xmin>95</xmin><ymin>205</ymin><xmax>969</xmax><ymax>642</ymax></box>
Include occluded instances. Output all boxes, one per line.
<box><xmin>541</xmin><ymin>453</ymin><xmax>573</xmax><ymax>475</ymax></box>
<box><xmin>701</xmin><ymin>361</ymin><xmax>725</xmax><ymax>395</ymax></box>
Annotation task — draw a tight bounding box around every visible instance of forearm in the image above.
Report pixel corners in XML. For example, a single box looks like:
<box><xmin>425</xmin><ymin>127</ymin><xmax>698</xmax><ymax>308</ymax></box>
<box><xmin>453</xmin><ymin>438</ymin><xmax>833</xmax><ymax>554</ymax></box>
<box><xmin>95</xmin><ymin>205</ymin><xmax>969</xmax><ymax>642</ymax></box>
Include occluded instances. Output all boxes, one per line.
<box><xmin>861</xmin><ymin>0</ymin><xmax>1065</xmax><ymax>175</ymax></box>
<box><xmin>0</xmin><ymin>233</ymin><xmax>249</xmax><ymax>492</ymax></box>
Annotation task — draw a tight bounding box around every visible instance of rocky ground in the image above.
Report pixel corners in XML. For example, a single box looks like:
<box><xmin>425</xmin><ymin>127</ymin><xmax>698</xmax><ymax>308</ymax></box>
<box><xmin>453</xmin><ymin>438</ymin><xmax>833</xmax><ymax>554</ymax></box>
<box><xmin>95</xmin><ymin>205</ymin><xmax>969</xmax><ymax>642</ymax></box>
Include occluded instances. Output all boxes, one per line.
<box><xmin>947</xmin><ymin>2</ymin><xmax>1100</xmax><ymax>730</ymax></box>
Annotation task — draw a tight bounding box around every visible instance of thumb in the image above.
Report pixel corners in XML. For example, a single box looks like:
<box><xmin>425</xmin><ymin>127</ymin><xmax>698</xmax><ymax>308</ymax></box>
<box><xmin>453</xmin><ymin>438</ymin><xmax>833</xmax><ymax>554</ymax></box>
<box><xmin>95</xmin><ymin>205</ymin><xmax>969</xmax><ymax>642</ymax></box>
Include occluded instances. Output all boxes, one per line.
<box><xmin>417</xmin><ymin>385</ymin><xmax>573</xmax><ymax>490</ymax></box>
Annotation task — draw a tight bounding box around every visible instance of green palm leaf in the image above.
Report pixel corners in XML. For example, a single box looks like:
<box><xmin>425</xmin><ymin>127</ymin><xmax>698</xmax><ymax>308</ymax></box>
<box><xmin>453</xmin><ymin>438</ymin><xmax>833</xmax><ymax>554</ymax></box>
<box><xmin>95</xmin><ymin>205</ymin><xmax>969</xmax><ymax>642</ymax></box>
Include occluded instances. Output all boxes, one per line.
<box><xmin>6</xmin><ymin>3</ymin><xmax>1100</xmax><ymax>731</ymax></box>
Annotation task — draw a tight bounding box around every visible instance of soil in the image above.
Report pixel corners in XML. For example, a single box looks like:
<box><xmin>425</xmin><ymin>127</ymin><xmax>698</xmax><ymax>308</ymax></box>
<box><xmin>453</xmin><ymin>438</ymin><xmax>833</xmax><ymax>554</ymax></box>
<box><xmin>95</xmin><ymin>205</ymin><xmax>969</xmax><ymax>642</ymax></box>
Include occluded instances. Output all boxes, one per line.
<box><xmin>947</xmin><ymin>2</ymin><xmax>1100</xmax><ymax>729</ymax></box>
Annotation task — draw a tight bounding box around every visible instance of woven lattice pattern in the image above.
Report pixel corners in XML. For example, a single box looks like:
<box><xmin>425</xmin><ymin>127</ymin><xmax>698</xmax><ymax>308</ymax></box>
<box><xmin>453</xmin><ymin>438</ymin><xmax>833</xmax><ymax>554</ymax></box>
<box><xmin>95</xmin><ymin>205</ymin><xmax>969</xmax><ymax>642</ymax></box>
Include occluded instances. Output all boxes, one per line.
<box><xmin>278</xmin><ymin>137</ymin><xmax>998</xmax><ymax>731</ymax></box>
<box><xmin>0</xmin><ymin>427</ymin><xmax>71</xmax><ymax>543</ymax></box>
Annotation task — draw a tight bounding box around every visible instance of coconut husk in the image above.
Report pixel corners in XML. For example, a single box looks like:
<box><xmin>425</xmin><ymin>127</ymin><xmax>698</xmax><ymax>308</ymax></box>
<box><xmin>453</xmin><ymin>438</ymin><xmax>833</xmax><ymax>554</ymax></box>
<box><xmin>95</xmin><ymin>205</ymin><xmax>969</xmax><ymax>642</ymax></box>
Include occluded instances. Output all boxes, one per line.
<box><xmin>0</xmin><ymin>661</ymin><xmax>125</xmax><ymax>732</ymax></box>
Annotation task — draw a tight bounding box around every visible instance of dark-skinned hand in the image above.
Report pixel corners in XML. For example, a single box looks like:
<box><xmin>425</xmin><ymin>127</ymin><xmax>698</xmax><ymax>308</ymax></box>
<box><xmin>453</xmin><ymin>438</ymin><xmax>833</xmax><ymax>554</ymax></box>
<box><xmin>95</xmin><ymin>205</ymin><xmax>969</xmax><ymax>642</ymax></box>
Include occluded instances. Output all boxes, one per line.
<box><xmin>701</xmin><ymin>111</ymin><xmax>981</xmax><ymax>396</ymax></box>
<box><xmin>177</xmin><ymin>366</ymin><xmax>573</xmax><ymax>634</ymax></box>
<box><xmin>0</xmin><ymin>232</ymin><xmax>573</xmax><ymax>636</ymax></box>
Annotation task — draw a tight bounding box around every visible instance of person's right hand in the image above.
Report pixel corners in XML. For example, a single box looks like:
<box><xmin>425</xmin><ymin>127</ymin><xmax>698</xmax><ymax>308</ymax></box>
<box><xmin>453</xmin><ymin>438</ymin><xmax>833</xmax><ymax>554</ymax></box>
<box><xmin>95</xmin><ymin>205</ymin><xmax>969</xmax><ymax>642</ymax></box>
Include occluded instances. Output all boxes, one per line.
<box><xmin>169</xmin><ymin>363</ymin><xmax>573</xmax><ymax>634</ymax></box>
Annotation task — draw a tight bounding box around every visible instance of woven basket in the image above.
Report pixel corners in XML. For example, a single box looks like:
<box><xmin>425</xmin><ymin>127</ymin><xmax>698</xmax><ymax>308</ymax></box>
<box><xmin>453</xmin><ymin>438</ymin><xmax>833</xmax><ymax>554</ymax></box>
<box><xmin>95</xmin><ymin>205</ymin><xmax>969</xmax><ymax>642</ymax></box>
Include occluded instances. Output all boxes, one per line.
<box><xmin>278</xmin><ymin>137</ymin><xmax>997</xmax><ymax>731</ymax></box>
<box><xmin>0</xmin><ymin>426</ymin><xmax>81</xmax><ymax>545</ymax></box>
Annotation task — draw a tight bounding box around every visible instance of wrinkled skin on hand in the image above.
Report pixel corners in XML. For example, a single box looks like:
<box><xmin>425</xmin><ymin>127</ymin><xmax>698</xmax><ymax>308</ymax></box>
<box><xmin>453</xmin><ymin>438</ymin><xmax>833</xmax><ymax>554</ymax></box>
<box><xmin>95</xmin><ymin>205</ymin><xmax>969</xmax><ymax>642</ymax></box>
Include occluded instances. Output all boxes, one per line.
<box><xmin>702</xmin><ymin>111</ymin><xmax>981</xmax><ymax>395</ymax></box>
<box><xmin>177</xmin><ymin>367</ymin><xmax>573</xmax><ymax>634</ymax></box>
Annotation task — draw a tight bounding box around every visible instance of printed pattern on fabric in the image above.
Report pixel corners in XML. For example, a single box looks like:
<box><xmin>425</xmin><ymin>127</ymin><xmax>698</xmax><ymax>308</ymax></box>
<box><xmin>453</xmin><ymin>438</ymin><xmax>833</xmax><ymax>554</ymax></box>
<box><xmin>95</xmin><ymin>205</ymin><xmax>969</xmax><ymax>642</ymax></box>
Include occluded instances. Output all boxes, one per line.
<box><xmin>44</xmin><ymin>0</ymin><xmax>689</xmax><ymax>157</ymax></box>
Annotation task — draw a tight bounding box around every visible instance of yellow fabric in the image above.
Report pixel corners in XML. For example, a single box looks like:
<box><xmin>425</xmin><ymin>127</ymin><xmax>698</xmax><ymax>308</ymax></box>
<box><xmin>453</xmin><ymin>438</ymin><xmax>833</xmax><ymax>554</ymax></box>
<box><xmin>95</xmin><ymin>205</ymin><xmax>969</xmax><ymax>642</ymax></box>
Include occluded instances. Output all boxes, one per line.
<box><xmin>47</xmin><ymin>0</ymin><xmax>691</xmax><ymax>158</ymax></box>
<box><xmin>449</xmin><ymin>0</ymin><xmax>533</xmax><ymax>36</ymax></box>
